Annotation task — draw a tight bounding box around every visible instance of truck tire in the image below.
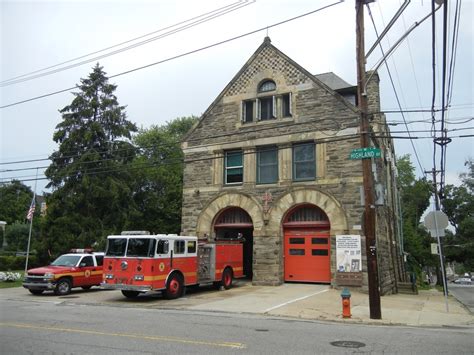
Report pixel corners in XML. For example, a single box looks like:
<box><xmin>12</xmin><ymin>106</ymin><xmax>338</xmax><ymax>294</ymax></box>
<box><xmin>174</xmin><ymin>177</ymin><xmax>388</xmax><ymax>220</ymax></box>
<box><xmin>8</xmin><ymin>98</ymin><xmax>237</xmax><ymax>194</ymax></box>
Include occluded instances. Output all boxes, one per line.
<box><xmin>121</xmin><ymin>290</ymin><xmax>140</xmax><ymax>298</ymax></box>
<box><xmin>28</xmin><ymin>289</ymin><xmax>44</xmax><ymax>295</ymax></box>
<box><xmin>222</xmin><ymin>268</ymin><xmax>233</xmax><ymax>290</ymax></box>
<box><xmin>164</xmin><ymin>273</ymin><xmax>184</xmax><ymax>299</ymax></box>
<box><xmin>54</xmin><ymin>278</ymin><xmax>71</xmax><ymax>296</ymax></box>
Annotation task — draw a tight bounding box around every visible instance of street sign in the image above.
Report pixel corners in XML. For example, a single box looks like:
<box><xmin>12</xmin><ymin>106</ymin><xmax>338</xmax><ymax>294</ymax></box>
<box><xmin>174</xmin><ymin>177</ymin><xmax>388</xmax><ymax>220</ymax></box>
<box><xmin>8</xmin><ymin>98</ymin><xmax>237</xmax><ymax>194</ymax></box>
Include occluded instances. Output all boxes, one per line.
<box><xmin>424</xmin><ymin>210</ymin><xmax>449</xmax><ymax>238</ymax></box>
<box><xmin>349</xmin><ymin>147</ymin><xmax>381</xmax><ymax>160</ymax></box>
<box><xmin>431</xmin><ymin>243</ymin><xmax>439</xmax><ymax>255</ymax></box>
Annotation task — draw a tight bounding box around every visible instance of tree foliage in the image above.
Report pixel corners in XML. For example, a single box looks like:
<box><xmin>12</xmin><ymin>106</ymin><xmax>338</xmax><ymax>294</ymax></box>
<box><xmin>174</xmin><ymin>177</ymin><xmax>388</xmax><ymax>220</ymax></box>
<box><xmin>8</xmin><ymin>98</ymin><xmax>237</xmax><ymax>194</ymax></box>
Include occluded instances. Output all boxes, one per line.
<box><xmin>0</xmin><ymin>180</ymin><xmax>34</xmax><ymax>224</ymax></box>
<box><xmin>396</xmin><ymin>155</ymin><xmax>434</xmax><ymax>270</ymax></box>
<box><xmin>43</xmin><ymin>64</ymin><xmax>138</xmax><ymax>255</ymax></box>
<box><xmin>128</xmin><ymin>116</ymin><xmax>198</xmax><ymax>234</ymax></box>
<box><xmin>442</xmin><ymin>158</ymin><xmax>474</xmax><ymax>269</ymax></box>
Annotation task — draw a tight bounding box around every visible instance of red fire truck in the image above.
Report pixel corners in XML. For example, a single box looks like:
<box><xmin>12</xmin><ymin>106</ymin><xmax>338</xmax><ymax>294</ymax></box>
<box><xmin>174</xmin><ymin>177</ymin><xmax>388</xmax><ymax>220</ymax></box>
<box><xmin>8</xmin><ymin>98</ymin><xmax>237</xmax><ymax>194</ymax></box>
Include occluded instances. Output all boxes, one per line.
<box><xmin>101</xmin><ymin>232</ymin><xmax>244</xmax><ymax>299</ymax></box>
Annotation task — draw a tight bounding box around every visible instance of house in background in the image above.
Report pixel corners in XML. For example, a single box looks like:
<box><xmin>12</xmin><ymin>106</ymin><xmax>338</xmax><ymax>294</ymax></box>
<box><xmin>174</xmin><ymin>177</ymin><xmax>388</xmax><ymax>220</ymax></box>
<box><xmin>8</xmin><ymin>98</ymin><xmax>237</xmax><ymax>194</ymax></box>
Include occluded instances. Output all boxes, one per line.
<box><xmin>181</xmin><ymin>37</ymin><xmax>404</xmax><ymax>294</ymax></box>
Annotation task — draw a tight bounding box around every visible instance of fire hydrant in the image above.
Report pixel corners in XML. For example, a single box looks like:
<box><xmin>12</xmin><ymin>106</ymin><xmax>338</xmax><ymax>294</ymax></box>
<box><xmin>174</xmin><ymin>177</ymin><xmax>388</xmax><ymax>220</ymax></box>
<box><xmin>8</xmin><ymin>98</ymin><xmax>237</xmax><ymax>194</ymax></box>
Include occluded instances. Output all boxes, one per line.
<box><xmin>341</xmin><ymin>287</ymin><xmax>351</xmax><ymax>318</ymax></box>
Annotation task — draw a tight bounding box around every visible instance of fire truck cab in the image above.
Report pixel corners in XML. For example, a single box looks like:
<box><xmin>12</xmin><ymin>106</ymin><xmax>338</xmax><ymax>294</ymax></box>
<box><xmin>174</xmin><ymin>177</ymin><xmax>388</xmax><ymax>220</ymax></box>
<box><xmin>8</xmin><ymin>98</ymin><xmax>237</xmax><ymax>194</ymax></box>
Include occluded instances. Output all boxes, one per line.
<box><xmin>101</xmin><ymin>232</ymin><xmax>243</xmax><ymax>299</ymax></box>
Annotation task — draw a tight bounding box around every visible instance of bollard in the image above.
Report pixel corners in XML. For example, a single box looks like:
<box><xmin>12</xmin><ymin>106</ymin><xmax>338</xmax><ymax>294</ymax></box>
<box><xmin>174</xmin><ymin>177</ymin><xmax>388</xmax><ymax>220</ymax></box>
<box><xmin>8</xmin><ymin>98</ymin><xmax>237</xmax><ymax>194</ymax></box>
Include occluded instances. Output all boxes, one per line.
<box><xmin>341</xmin><ymin>287</ymin><xmax>351</xmax><ymax>318</ymax></box>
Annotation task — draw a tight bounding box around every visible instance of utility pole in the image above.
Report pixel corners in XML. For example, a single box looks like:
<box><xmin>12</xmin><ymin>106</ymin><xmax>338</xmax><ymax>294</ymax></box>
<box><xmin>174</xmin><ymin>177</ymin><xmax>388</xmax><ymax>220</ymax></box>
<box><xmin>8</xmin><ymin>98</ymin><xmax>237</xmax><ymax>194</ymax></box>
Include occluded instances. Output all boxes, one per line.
<box><xmin>355</xmin><ymin>0</ymin><xmax>381</xmax><ymax>319</ymax></box>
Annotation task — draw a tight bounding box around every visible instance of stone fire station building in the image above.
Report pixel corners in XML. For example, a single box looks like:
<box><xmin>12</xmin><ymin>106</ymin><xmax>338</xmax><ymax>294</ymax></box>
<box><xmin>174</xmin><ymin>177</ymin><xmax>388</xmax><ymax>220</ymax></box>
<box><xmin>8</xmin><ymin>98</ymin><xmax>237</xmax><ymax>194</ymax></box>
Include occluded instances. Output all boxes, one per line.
<box><xmin>181</xmin><ymin>38</ymin><xmax>404</xmax><ymax>294</ymax></box>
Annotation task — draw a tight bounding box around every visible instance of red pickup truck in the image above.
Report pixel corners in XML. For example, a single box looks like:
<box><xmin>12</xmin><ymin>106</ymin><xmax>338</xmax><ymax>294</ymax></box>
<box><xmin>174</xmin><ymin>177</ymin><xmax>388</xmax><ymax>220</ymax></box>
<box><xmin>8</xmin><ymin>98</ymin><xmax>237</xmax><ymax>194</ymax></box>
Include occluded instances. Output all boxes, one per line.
<box><xmin>23</xmin><ymin>249</ymin><xmax>104</xmax><ymax>295</ymax></box>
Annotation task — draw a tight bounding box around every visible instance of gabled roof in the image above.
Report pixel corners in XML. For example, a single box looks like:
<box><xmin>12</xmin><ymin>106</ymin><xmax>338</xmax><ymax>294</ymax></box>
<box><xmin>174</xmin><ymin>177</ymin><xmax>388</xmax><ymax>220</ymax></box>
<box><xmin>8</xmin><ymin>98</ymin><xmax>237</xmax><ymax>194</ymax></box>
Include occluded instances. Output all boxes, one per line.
<box><xmin>183</xmin><ymin>37</ymin><xmax>358</xmax><ymax>143</ymax></box>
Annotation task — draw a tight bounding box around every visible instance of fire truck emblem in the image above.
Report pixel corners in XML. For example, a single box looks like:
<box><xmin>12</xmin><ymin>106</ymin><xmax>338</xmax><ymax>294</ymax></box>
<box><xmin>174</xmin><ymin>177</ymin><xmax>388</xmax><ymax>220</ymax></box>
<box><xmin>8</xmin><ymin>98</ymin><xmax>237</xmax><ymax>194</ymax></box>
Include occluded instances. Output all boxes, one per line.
<box><xmin>159</xmin><ymin>262</ymin><xmax>165</xmax><ymax>272</ymax></box>
<box><xmin>121</xmin><ymin>261</ymin><xmax>128</xmax><ymax>270</ymax></box>
<box><xmin>84</xmin><ymin>270</ymin><xmax>91</xmax><ymax>278</ymax></box>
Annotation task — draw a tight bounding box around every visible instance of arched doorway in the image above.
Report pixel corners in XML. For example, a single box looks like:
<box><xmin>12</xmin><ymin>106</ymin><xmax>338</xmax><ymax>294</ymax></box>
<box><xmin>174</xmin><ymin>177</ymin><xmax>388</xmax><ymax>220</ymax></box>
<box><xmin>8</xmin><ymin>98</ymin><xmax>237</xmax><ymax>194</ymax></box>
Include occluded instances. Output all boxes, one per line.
<box><xmin>283</xmin><ymin>204</ymin><xmax>331</xmax><ymax>283</ymax></box>
<box><xmin>214</xmin><ymin>207</ymin><xmax>253</xmax><ymax>279</ymax></box>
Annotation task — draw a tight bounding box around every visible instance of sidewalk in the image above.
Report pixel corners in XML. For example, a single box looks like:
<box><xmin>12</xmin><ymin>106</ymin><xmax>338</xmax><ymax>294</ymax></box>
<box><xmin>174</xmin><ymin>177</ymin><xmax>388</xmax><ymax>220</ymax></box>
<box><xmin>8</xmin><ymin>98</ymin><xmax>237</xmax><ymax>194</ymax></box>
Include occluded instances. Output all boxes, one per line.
<box><xmin>185</xmin><ymin>283</ymin><xmax>474</xmax><ymax>327</ymax></box>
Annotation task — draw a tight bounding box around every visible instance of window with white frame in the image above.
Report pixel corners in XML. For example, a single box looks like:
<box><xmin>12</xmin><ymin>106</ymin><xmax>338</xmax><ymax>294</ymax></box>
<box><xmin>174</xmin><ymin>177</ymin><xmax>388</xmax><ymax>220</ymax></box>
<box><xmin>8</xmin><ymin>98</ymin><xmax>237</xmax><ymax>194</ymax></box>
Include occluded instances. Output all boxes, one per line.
<box><xmin>282</xmin><ymin>93</ymin><xmax>292</xmax><ymax>117</ymax></box>
<box><xmin>225</xmin><ymin>150</ymin><xmax>243</xmax><ymax>184</ymax></box>
<box><xmin>292</xmin><ymin>142</ymin><xmax>315</xmax><ymax>181</ymax></box>
<box><xmin>257</xmin><ymin>146</ymin><xmax>278</xmax><ymax>184</ymax></box>
<box><xmin>240</xmin><ymin>79</ymin><xmax>292</xmax><ymax>123</ymax></box>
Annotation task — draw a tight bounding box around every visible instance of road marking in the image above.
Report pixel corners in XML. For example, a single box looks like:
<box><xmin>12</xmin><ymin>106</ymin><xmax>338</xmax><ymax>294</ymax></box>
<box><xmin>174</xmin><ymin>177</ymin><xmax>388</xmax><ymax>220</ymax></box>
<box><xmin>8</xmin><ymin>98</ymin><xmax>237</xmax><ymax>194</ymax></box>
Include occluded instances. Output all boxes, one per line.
<box><xmin>0</xmin><ymin>322</ymin><xmax>245</xmax><ymax>349</ymax></box>
<box><xmin>264</xmin><ymin>288</ymin><xmax>330</xmax><ymax>312</ymax></box>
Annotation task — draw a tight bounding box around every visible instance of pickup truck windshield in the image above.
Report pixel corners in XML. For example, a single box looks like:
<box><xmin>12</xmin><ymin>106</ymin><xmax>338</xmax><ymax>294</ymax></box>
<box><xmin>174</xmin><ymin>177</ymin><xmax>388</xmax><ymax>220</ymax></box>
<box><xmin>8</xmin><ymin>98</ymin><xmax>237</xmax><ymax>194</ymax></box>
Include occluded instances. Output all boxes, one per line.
<box><xmin>51</xmin><ymin>255</ymin><xmax>81</xmax><ymax>267</ymax></box>
<box><xmin>106</xmin><ymin>238</ymin><xmax>127</xmax><ymax>256</ymax></box>
<box><xmin>127</xmin><ymin>238</ymin><xmax>156</xmax><ymax>257</ymax></box>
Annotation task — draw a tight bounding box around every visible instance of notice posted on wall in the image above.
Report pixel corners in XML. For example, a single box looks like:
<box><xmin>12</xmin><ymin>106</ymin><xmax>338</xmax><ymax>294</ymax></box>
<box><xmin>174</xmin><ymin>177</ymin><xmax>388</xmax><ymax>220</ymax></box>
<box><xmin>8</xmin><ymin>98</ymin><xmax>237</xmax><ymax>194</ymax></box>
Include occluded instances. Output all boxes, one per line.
<box><xmin>336</xmin><ymin>235</ymin><xmax>362</xmax><ymax>272</ymax></box>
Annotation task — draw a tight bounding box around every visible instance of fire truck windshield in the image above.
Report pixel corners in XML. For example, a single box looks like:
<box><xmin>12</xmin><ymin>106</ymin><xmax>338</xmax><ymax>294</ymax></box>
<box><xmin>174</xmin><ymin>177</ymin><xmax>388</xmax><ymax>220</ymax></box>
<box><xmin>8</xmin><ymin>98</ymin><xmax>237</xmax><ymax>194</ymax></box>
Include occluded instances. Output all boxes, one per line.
<box><xmin>106</xmin><ymin>238</ymin><xmax>127</xmax><ymax>257</ymax></box>
<box><xmin>126</xmin><ymin>238</ymin><xmax>156</xmax><ymax>257</ymax></box>
<box><xmin>51</xmin><ymin>255</ymin><xmax>81</xmax><ymax>267</ymax></box>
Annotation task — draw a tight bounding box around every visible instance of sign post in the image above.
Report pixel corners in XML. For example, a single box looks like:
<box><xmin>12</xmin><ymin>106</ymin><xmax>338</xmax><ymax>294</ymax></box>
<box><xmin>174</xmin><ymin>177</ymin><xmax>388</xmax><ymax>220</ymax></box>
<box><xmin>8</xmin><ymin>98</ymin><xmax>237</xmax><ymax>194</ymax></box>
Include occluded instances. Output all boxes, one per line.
<box><xmin>424</xmin><ymin>210</ymin><xmax>449</xmax><ymax>312</ymax></box>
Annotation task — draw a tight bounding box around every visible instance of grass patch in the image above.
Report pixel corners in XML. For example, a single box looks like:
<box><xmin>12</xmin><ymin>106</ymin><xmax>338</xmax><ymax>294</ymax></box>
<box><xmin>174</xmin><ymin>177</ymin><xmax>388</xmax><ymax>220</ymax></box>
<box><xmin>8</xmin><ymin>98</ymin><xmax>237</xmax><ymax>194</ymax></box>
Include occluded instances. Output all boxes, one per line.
<box><xmin>0</xmin><ymin>270</ymin><xmax>24</xmax><ymax>289</ymax></box>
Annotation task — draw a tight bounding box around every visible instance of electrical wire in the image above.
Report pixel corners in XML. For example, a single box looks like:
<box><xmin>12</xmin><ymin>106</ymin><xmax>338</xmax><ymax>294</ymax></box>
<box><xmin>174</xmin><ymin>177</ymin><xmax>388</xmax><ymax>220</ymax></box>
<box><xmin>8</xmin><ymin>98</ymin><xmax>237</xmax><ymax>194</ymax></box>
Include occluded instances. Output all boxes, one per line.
<box><xmin>366</xmin><ymin>3</ymin><xmax>425</xmax><ymax>176</ymax></box>
<box><xmin>1</xmin><ymin>1</ymin><xmax>254</xmax><ymax>87</ymax></box>
<box><xmin>0</xmin><ymin>1</ymin><xmax>344</xmax><ymax>109</ymax></box>
<box><xmin>2</xmin><ymin>132</ymin><xmax>472</xmax><ymax>185</ymax></box>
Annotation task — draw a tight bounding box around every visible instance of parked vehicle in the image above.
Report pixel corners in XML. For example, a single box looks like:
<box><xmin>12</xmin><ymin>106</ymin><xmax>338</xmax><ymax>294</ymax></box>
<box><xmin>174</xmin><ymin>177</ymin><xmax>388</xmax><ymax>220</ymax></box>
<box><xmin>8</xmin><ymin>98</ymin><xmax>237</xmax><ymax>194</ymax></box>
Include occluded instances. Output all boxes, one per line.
<box><xmin>453</xmin><ymin>277</ymin><xmax>472</xmax><ymax>285</ymax></box>
<box><xmin>23</xmin><ymin>249</ymin><xmax>104</xmax><ymax>295</ymax></box>
<box><xmin>101</xmin><ymin>231</ymin><xmax>244</xmax><ymax>299</ymax></box>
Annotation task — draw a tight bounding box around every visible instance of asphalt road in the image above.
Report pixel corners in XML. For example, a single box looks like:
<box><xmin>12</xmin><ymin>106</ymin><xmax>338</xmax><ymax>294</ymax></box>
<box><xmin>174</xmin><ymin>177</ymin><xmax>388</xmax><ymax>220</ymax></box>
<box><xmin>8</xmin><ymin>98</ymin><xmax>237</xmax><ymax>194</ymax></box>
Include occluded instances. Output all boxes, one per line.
<box><xmin>449</xmin><ymin>283</ymin><xmax>474</xmax><ymax>314</ymax></box>
<box><xmin>1</xmin><ymin>289</ymin><xmax>473</xmax><ymax>354</ymax></box>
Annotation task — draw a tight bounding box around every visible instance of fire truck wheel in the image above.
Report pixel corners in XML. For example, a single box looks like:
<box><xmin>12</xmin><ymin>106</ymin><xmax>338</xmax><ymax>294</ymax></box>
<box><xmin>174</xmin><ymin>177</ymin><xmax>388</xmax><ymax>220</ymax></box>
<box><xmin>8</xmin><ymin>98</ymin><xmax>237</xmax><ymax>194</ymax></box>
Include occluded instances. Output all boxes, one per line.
<box><xmin>28</xmin><ymin>289</ymin><xmax>44</xmax><ymax>295</ymax></box>
<box><xmin>121</xmin><ymin>290</ymin><xmax>140</xmax><ymax>298</ymax></box>
<box><xmin>222</xmin><ymin>268</ymin><xmax>233</xmax><ymax>290</ymax></box>
<box><xmin>164</xmin><ymin>273</ymin><xmax>184</xmax><ymax>299</ymax></box>
<box><xmin>54</xmin><ymin>278</ymin><xmax>71</xmax><ymax>296</ymax></box>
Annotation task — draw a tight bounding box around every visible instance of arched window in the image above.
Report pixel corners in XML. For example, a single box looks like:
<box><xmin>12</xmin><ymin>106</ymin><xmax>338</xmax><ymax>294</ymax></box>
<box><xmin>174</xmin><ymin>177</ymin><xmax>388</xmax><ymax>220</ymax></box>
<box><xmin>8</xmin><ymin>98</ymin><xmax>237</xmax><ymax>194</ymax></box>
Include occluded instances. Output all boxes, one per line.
<box><xmin>283</xmin><ymin>204</ymin><xmax>329</xmax><ymax>228</ymax></box>
<box><xmin>258</xmin><ymin>80</ymin><xmax>276</xmax><ymax>93</ymax></box>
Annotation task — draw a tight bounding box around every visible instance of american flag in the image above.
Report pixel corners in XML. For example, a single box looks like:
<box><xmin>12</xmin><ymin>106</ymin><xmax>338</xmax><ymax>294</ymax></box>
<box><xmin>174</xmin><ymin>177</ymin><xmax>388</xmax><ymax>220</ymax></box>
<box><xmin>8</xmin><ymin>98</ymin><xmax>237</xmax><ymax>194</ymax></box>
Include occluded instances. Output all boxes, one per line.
<box><xmin>27</xmin><ymin>196</ymin><xmax>36</xmax><ymax>221</ymax></box>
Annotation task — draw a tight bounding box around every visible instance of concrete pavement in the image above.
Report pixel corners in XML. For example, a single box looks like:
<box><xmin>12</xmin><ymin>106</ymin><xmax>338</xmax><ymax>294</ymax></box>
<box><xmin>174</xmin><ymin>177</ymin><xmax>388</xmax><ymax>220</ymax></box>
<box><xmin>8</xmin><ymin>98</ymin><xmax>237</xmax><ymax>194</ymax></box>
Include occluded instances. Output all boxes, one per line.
<box><xmin>1</xmin><ymin>282</ymin><xmax>473</xmax><ymax>327</ymax></box>
<box><xmin>184</xmin><ymin>282</ymin><xmax>474</xmax><ymax>327</ymax></box>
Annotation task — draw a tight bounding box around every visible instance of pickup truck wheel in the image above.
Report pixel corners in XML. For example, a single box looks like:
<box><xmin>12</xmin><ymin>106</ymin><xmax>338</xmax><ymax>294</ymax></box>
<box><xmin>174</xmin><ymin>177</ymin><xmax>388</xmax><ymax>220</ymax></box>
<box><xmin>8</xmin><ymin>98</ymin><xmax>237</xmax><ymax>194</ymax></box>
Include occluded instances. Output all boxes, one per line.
<box><xmin>28</xmin><ymin>289</ymin><xmax>44</xmax><ymax>295</ymax></box>
<box><xmin>164</xmin><ymin>273</ymin><xmax>183</xmax><ymax>299</ymax></box>
<box><xmin>54</xmin><ymin>278</ymin><xmax>71</xmax><ymax>295</ymax></box>
<box><xmin>121</xmin><ymin>290</ymin><xmax>140</xmax><ymax>298</ymax></box>
<box><xmin>222</xmin><ymin>268</ymin><xmax>233</xmax><ymax>290</ymax></box>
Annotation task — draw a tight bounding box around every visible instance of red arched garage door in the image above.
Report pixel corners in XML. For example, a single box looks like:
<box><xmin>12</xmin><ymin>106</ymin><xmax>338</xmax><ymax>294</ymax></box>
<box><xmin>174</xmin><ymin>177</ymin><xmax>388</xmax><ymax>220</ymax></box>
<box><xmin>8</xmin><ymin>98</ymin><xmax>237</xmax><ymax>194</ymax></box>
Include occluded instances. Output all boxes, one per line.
<box><xmin>284</xmin><ymin>205</ymin><xmax>331</xmax><ymax>283</ymax></box>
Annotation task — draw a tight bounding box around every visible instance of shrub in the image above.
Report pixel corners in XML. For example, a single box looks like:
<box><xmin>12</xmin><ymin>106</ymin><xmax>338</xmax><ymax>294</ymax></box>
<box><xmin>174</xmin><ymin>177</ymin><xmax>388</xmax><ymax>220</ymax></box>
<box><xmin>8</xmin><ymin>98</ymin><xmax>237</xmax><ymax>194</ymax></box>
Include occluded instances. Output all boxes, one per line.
<box><xmin>0</xmin><ymin>255</ymin><xmax>38</xmax><ymax>271</ymax></box>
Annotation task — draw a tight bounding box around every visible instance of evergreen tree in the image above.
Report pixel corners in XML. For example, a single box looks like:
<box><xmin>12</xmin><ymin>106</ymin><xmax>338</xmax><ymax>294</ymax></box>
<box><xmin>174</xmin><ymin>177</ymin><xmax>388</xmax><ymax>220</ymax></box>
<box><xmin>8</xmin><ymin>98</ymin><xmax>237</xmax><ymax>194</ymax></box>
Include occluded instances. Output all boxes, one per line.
<box><xmin>44</xmin><ymin>64</ymin><xmax>138</xmax><ymax>253</ymax></box>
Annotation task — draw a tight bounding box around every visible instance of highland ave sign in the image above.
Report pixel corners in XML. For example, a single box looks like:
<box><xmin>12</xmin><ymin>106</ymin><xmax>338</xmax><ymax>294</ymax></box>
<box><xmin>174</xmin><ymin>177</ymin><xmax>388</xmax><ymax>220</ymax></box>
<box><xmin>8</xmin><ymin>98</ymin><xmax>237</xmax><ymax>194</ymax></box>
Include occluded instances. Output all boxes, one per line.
<box><xmin>349</xmin><ymin>147</ymin><xmax>381</xmax><ymax>160</ymax></box>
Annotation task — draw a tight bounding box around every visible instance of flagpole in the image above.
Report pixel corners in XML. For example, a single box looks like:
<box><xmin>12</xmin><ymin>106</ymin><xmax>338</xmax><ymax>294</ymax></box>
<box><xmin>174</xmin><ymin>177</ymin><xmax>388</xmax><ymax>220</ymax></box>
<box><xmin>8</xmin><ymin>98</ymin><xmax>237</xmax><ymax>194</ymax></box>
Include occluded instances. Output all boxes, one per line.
<box><xmin>25</xmin><ymin>169</ymin><xmax>38</xmax><ymax>274</ymax></box>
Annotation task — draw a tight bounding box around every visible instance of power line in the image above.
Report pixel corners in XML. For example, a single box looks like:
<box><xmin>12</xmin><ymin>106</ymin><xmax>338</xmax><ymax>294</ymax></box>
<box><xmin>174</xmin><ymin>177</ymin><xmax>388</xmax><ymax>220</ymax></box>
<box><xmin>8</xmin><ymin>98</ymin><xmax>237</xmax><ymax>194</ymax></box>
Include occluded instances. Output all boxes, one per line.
<box><xmin>0</xmin><ymin>1</ymin><xmax>344</xmax><ymax>110</ymax></box>
<box><xmin>0</xmin><ymin>1</ymin><xmax>253</xmax><ymax>87</ymax></box>
<box><xmin>2</xmin><ymin>131</ymin><xmax>472</xmax><ymax>185</ymax></box>
<box><xmin>366</xmin><ymin>3</ymin><xmax>425</xmax><ymax>176</ymax></box>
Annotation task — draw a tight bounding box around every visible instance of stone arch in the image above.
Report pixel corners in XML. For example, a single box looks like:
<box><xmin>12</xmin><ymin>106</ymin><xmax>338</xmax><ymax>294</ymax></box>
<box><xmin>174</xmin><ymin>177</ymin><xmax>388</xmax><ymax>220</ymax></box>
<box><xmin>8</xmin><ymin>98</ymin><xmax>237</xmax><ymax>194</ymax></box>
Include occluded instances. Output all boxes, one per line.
<box><xmin>196</xmin><ymin>192</ymin><xmax>265</xmax><ymax>238</ymax></box>
<box><xmin>271</xmin><ymin>187</ymin><xmax>348</xmax><ymax>233</ymax></box>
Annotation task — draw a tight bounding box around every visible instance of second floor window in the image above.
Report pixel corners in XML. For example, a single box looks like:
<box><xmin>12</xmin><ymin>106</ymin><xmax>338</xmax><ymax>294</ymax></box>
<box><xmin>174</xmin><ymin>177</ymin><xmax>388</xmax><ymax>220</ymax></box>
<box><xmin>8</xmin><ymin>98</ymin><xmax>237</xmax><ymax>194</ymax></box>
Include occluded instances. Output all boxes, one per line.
<box><xmin>225</xmin><ymin>150</ymin><xmax>243</xmax><ymax>184</ymax></box>
<box><xmin>293</xmin><ymin>142</ymin><xmax>315</xmax><ymax>181</ymax></box>
<box><xmin>257</xmin><ymin>146</ymin><xmax>278</xmax><ymax>184</ymax></box>
<box><xmin>257</xmin><ymin>96</ymin><xmax>276</xmax><ymax>120</ymax></box>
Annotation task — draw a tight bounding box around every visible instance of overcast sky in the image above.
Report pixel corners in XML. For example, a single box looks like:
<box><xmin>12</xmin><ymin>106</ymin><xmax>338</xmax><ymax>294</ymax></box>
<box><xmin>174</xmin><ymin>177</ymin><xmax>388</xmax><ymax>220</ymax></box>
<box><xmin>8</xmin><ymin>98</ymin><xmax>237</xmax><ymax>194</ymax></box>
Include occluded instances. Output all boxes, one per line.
<box><xmin>1</xmin><ymin>0</ymin><xmax>473</xmax><ymax>198</ymax></box>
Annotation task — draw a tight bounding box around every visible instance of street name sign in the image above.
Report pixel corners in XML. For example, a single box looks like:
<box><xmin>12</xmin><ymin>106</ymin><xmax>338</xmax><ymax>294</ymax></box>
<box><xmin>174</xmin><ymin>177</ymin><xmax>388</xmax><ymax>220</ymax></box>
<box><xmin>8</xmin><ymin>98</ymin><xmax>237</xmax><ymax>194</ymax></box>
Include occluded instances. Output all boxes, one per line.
<box><xmin>349</xmin><ymin>147</ymin><xmax>381</xmax><ymax>160</ymax></box>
